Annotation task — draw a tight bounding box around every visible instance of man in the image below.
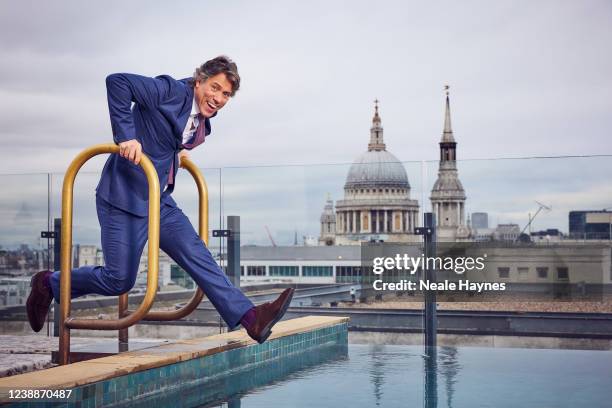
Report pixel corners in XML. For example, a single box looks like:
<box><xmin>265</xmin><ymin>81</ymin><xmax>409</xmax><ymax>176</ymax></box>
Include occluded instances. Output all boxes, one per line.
<box><xmin>26</xmin><ymin>56</ymin><xmax>293</xmax><ymax>344</ymax></box>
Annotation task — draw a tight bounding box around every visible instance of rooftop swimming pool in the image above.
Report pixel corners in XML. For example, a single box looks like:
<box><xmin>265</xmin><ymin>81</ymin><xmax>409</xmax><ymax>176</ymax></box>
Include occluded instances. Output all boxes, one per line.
<box><xmin>200</xmin><ymin>344</ymin><xmax>611</xmax><ymax>408</ymax></box>
<box><xmin>1</xmin><ymin>320</ymin><xmax>610</xmax><ymax>407</ymax></box>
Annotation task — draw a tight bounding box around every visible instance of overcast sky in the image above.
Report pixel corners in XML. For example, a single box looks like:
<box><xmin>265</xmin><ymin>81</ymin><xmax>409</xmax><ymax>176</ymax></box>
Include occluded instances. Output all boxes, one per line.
<box><xmin>1</xmin><ymin>1</ymin><xmax>611</xmax><ymax>247</ymax></box>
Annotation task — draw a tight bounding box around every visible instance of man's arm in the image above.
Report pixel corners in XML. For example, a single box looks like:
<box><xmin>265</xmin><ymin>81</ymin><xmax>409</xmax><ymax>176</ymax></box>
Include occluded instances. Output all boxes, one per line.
<box><xmin>106</xmin><ymin>73</ymin><xmax>171</xmax><ymax>164</ymax></box>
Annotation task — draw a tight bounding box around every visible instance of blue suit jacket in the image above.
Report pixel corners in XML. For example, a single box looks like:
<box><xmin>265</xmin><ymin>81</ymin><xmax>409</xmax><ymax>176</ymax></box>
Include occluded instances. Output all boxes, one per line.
<box><xmin>96</xmin><ymin>73</ymin><xmax>211</xmax><ymax>216</ymax></box>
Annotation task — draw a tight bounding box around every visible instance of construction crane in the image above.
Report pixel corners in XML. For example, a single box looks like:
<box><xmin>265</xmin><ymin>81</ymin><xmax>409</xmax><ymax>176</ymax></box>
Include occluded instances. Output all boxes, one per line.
<box><xmin>517</xmin><ymin>200</ymin><xmax>552</xmax><ymax>241</ymax></box>
<box><xmin>264</xmin><ymin>225</ymin><xmax>277</xmax><ymax>247</ymax></box>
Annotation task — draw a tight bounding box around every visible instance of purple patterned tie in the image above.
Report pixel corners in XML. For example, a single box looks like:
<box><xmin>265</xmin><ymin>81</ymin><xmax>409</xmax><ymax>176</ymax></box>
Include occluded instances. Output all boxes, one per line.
<box><xmin>184</xmin><ymin>113</ymin><xmax>208</xmax><ymax>149</ymax></box>
<box><xmin>167</xmin><ymin>114</ymin><xmax>208</xmax><ymax>186</ymax></box>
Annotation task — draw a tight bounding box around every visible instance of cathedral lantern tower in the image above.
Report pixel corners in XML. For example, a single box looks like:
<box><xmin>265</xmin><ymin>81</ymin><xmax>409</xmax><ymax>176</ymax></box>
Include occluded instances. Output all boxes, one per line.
<box><xmin>368</xmin><ymin>101</ymin><xmax>385</xmax><ymax>151</ymax></box>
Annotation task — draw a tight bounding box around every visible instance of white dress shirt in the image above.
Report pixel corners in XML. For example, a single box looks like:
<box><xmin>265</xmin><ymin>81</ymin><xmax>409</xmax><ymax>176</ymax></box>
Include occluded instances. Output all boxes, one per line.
<box><xmin>181</xmin><ymin>96</ymin><xmax>200</xmax><ymax>144</ymax></box>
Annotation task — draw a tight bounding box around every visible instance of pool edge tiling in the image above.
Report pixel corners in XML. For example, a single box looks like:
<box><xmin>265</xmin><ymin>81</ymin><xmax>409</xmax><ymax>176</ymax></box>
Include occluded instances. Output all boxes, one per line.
<box><xmin>0</xmin><ymin>316</ymin><xmax>349</xmax><ymax>407</ymax></box>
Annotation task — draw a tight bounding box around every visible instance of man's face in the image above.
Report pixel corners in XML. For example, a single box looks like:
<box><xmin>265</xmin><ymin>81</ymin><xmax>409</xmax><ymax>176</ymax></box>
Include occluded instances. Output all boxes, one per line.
<box><xmin>194</xmin><ymin>73</ymin><xmax>233</xmax><ymax>118</ymax></box>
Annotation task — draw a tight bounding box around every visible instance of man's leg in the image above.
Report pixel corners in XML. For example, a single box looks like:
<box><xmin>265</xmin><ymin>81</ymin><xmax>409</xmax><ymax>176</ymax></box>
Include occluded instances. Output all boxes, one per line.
<box><xmin>27</xmin><ymin>195</ymin><xmax>148</xmax><ymax>332</ymax></box>
<box><xmin>159</xmin><ymin>203</ymin><xmax>254</xmax><ymax>329</ymax></box>
<box><xmin>48</xmin><ymin>195</ymin><xmax>148</xmax><ymax>301</ymax></box>
<box><xmin>159</xmin><ymin>202</ymin><xmax>295</xmax><ymax>343</ymax></box>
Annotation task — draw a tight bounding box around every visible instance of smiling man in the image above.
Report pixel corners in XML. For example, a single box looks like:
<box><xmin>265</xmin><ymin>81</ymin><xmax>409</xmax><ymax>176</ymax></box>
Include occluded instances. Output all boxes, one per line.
<box><xmin>26</xmin><ymin>56</ymin><xmax>294</xmax><ymax>343</ymax></box>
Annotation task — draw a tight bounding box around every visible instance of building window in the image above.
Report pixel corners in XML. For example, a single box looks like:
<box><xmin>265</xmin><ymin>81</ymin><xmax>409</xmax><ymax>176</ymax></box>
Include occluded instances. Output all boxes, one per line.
<box><xmin>517</xmin><ymin>267</ymin><xmax>529</xmax><ymax>280</ymax></box>
<box><xmin>247</xmin><ymin>266</ymin><xmax>266</xmax><ymax>276</ymax></box>
<box><xmin>336</xmin><ymin>266</ymin><xmax>362</xmax><ymax>283</ymax></box>
<box><xmin>498</xmin><ymin>267</ymin><xmax>510</xmax><ymax>278</ymax></box>
<box><xmin>269</xmin><ymin>266</ymin><xmax>299</xmax><ymax>277</ymax></box>
<box><xmin>557</xmin><ymin>267</ymin><xmax>569</xmax><ymax>280</ymax></box>
<box><xmin>303</xmin><ymin>266</ymin><xmax>333</xmax><ymax>277</ymax></box>
<box><xmin>536</xmin><ymin>267</ymin><xmax>548</xmax><ymax>279</ymax></box>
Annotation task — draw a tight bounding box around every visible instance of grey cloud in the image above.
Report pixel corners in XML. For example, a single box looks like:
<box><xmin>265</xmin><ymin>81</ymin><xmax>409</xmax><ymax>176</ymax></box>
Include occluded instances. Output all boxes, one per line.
<box><xmin>0</xmin><ymin>0</ymin><xmax>611</xmax><ymax>245</ymax></box>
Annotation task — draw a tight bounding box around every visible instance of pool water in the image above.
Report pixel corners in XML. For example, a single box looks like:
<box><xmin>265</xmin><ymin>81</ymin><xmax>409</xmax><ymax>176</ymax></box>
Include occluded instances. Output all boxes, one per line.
<box><xmin>207</xmin><ymin>344</ymin><xmax>612</xmax><ymax>408</ymax></box>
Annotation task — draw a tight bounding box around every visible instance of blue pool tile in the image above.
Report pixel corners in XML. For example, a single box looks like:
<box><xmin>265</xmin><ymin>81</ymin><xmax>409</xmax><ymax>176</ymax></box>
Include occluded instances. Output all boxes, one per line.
<box><xmin>2</xmin><ymin>322</ymin><xmax>348</xmax><ymax>407</ymax></box>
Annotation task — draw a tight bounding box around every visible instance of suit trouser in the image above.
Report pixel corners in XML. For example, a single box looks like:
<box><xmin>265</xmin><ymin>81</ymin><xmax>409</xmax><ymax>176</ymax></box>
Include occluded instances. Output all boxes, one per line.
<box><xmin>49</xmin><ymin>195</ymin><xmax>254</xmax><ymax>329</ymax></box>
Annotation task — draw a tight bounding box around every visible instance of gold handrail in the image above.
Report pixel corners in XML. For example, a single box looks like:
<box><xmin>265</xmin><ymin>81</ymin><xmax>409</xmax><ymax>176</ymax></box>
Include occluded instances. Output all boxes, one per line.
<box><xmin>132</xmin><ymin>156</ymin><xmax>207</xmax><ymax>321</ymax></box>
<box><xmin>58</xmin><ymin>143</ymin><xmax>160</xmax><ymax>365</ymax></box>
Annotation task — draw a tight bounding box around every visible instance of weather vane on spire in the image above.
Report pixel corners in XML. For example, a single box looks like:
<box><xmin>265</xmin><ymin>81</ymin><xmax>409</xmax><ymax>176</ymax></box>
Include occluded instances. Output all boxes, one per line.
<box><xmin>444</xmin><ymin>85</ymin><xmax>450</xmax><ymax>96</ymax></box>
<box><xmin>374</xmin><ymin>98</ymin><xmax>379</xmax><ymax>113</ymax></box>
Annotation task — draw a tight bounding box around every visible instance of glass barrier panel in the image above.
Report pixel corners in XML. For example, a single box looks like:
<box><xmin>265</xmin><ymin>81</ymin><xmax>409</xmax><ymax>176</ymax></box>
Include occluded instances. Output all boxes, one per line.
<box><xmin>0</xmin><ymin>173</ymin><xmax>51</xmax><ymax>308</ymax></box>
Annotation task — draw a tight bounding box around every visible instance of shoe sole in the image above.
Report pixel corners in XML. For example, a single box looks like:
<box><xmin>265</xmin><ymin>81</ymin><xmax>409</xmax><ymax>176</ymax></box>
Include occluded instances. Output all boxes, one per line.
<box><xmin>26</xmin><ymin>272</ymin><xmax>52</xmax><ymax>333</ymax></box>
<box><xmin>255</xmin><ymin>288</ymin><xmax>295</xmax><ymax>344</ymax></box>
<box><xmin>26</xmin><ymin>274</ymin><xmax>43</xmax><ymax>332</ymax></box>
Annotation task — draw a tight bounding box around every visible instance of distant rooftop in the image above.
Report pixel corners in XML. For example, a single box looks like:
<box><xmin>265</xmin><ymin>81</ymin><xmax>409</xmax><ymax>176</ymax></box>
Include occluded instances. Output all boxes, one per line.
<box><xmin>241</xmin><ymin>245</ymin><xmax>361</xmax><ymax>261</ymax></box>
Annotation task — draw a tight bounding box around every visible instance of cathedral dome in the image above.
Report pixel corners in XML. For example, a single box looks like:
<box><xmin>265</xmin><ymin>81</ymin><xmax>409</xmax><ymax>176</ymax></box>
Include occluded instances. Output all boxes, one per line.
<box><xmin>343</xmin><ymin>101</ymin><xmax>410</xmax><ymax>191</ymax></box>
<box><xmin>332</xmin><ymin>100</ymin><xmax>421</xmax><ymax>246</ymax></box>
<box><xmin>345</xmin><ymin>150</ymin><xmax>410</xmax><ymax>189</ymax></box>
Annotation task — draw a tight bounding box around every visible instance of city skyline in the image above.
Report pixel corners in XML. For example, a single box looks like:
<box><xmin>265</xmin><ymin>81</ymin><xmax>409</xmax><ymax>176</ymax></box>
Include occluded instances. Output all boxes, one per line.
<box><xmin>1</xmin><ymin>105</ymin><xmax>612</xmax><ymax>248</ymax></box>
<box><xmin>0</xmin><ymin>1</ymin><xmax>611</xmax><ymax>247</ymax></box>
<box><xmin>0</xmin><ymin>119</ymin><xmax>610</xmax><ymax>248</ymax></box>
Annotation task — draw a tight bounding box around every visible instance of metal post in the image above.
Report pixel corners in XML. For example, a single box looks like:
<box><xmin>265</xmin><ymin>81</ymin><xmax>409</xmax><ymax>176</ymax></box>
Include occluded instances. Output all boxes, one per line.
<box><xmin>227</xmin><ymin>216</ymin><xmax>240</xmax><ymax>332</ymax></box>
<box><xmin>118</xmin><ymin>294</ymin><xmax>128</xmax><ymax>350</ymax></box>
<box><xmin>423</xmin><ymin>212</ymin><xmax>437</xmax><ymax>353</ymax></box>
<box><xmin>416</xmin><ymin>212</ymin><xmax>439</xmax><ymax>406</ymax></box>
<box><xmin>53</xmin><ymin>218</ymin><xmax>61</xmax><ymax>337</ymax></box>
<box><xmin>227</xmin><ymin>216</ymin><xmax>240</xmax><ymax>288</ymax></box>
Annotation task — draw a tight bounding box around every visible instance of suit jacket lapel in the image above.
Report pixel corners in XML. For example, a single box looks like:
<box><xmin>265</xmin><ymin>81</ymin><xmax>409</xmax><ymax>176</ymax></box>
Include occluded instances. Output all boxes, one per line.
<box><xmin>175</xmin><ymin>79</ymin><xmax>195</xmax><ymax>147</ymax></box>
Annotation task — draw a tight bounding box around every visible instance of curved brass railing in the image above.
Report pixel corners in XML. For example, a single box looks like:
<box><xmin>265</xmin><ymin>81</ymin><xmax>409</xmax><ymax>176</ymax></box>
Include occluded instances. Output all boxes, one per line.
<box><xmin>125</xmin><ymin>156</ymin><xmax>207</xmax><ymax>321</ymax></box>
<box><xmin>59</xmin><ymin>143</ymin><xmax>161</xmax><ymax>365</ymax></box>
<box><xmin>58</xmin><ymin>145</ymin><xmax>210</xmax><ymax>364</ymax></box>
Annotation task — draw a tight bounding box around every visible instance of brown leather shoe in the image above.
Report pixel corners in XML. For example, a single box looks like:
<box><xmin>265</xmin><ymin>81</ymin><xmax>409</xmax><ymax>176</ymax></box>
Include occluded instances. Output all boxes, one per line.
<box><xmin>246</xmin><ymin>288</ymin><xmax>295</xmax><ymax>344</ymax></box>
<box><xmin>26</xmin><ymin>271</ymin><xmax>53</xmax><ymax>332</ymax></box>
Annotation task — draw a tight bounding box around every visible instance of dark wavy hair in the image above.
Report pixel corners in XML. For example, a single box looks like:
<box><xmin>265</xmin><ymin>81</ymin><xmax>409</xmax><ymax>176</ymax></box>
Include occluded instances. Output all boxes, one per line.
<box><xmin>191</xmin><ymin>55</ymin><xmax>240</xmax><ymax>96</ymax></box>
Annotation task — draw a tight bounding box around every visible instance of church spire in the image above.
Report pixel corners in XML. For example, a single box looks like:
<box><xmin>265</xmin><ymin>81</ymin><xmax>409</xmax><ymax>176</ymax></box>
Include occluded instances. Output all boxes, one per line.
<box><xmin>442</xmin><ymin>85</ymin><xmax>455</xmax><ymax>143</ymax></box>
<box><xmin>430</xmin><ymin>84</ymin><xmax>467</xmax><ymax>237</ymax></box>
<box><xmin>368</xmin><ymin>99</ymin><xmax>386</xmax><ymax>151</ymax></box>
<box><xmin>439</xmin><ymin>85</ymin><xmax>457</xmax><ymax>163</ymax></box>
